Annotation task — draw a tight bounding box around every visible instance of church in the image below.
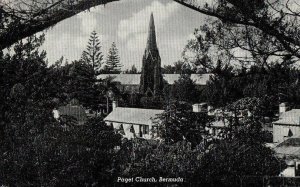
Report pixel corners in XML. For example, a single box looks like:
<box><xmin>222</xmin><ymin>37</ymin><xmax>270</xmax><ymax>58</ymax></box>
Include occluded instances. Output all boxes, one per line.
<box><xmin>103</xmin><ymin>13</ymin><xmax>212</xmax><ymax>140</ymax></box>
<box><xmin>98</xmin><ymin>13</ymin><xmax>213</xmax><ymax>95</ymax></box>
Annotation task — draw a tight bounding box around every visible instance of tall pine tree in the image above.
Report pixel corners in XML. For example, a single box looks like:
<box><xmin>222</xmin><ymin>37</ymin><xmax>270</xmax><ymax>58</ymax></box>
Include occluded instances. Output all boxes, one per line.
<box><xmin>81</xmin><ymin>31</ymin><xmax>103</xmax><ymax>76</ymax></box>
<box><xmin>103</xmin><ymin>42</ymin><xmax>122</xmax><ymax>74</ymax></box>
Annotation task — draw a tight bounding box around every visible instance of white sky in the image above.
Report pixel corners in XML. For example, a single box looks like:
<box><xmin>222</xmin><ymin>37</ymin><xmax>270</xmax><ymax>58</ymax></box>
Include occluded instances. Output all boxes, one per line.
<box><xmin>40</xmin><ymin>0</ymin><xmax>208</xmax><ymax>70</ymax></box>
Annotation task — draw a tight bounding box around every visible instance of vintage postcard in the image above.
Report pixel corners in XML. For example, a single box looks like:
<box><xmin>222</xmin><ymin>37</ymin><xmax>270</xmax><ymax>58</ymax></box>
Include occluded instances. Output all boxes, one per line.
<box><xmin>1</xmin><ymin>0</ymin><xmax>300</xmax><ymax>186</ymax></box>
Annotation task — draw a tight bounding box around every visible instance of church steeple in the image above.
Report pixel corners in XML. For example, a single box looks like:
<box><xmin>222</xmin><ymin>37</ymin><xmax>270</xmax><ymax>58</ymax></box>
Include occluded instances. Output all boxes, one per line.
<box><xmin>139</xmin><ymin>13</ymin><xmax>163</xmax><ymax>97</ymax></box>
<box><xmin>146</xmin><ymin>13</ymin><xmax>157</xmax><ymax>51</ymax></box>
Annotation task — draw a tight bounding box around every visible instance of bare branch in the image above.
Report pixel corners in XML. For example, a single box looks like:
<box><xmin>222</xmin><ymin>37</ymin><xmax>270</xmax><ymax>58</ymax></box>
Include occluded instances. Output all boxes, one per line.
<box><xmin>173</xmin><ymin>0</ymin><xmax>300</xmax><ymax>59</ymax></box>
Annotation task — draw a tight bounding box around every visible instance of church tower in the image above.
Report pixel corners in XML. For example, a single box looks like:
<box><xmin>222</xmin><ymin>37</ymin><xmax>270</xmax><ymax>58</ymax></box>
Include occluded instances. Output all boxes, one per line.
<box><xmin>139</xmin><ymin>13</ymin><xmax>163</xmax><ymax>96</ymax></box>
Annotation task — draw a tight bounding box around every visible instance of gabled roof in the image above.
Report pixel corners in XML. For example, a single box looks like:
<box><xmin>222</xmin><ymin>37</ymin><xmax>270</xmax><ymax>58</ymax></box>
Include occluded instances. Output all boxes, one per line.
<box><xmin>58</xmin><ymin>104</ymin><xmax>87</xmax><ymax>122</ymax></box>
<box><xmin>277</xmin><ymin>146</ymin><xmax>300</xmax><ymax>158</ymax></box>
<box><xmin>274</xmin><ymin>137</ymin><xmax>300</xmax><ymax>158</ymax></box>
<box><xmin>98</xmin><ymin>73</ymin><xmax>213</xmax><ymax>86</ymax></box>
<box><xmin>278</xmin><ymin>137</ymin><xmax>300</xmax><ymax>147</ymax></box>
<box><xmin>273</xmin><ymin>109</ymin><xmax>300</xmax><ymax>125</ymax></box>
<box><xmin>104</xmin><ymin>107</ymin><xmax>164</xmax><ymax>126</ymax></box>
<box><xmin>211</xmin><ymin>119</ymin><xmax>229</xmax><ymax>128</ymax></box>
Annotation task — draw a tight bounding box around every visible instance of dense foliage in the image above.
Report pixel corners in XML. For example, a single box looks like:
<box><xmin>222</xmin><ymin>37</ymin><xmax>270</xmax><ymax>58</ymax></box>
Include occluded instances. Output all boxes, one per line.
<box><xmin>0</xmin><ymin>35</ymin><xmax>122</xmax><ymax>186</ymax></box>
<box><xmin>156</xmin><ymin>101</ymin><xmax>213</xmax><ymax>147</ymax></box>
<box><xmin>116</xmin><ymin>121</ymin><xmax>284</xmax><ymax>186</ymax></box>
<box><xmin>172</xmin><ymin>74</ymin><xmax>200</xmax><ymax>103</ymax></box>
<box><xmin>203</xmin><ymin>63</ymin><xmax>300</xmax><ymax>118</ymax></box>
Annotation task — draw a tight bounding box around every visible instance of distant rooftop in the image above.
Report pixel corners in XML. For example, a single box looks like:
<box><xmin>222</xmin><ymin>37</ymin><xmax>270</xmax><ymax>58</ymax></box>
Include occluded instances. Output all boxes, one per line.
<box><xmin>104</xmin><ymin>107</ymin><xmax>164</xmax><ymax>126</ymax></box>
<box><xmin>273</xmin><ymin>109</ymin><xmax>300</xmax><ymax>125</ymax></box>
<box><xmin>98</xmin><ymin>73</ymin><xmax>213</xmax><ymax>86</ymax></box>
<box><xmin>58</xmin><ymin>104</ymin><xmax>87</xmax><ymax>123</ymax></box>
<box><xmin>211</xmin><ymin>119</ymin><xmax>229</xmax><ymax>128</ymax></box>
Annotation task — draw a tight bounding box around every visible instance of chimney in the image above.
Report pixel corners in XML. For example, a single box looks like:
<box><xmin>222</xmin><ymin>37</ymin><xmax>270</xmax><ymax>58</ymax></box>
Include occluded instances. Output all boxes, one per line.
<box><xmin>112</xmin><ymin>100</ymin><xmax>118</xmax><ymax>111</ymax></box>
<box><xmin>279</xmin><ymin>102</ymin><xmax>288</xmax><ymax>116</ymax></box>
<box><xmin>53</xmin><ymin>109</ymin><xmax>60</xmax><ymax>119</ymax></box>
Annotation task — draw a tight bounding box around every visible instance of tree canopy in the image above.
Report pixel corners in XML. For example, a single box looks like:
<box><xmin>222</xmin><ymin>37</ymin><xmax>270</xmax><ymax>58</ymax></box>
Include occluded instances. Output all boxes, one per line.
<box><xmin>203</xmin><ymin>63</ymin><xmax>300</xmax><ymax>114</ymax></box>
<box><xmin>0</xmin><ymin>33</ymin><xmax>122</xmax><ymax>186</ymax></box>
<box><xmin>177</xmin><ymin>0</ymin><xmax>300</xmax><ymax>68</ymax></box>
<box><xmin>171</xmin><ymin>74</ymin><xmax>200</xmax><ymax>103</ymax></box>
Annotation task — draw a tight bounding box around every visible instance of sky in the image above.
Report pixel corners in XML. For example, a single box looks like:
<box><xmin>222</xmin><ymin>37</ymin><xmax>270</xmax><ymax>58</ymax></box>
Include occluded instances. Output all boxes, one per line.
<box><xmin>41</xmin><ymin>0</ymin><xmax>208</xmax><ymax>71</ymax></box>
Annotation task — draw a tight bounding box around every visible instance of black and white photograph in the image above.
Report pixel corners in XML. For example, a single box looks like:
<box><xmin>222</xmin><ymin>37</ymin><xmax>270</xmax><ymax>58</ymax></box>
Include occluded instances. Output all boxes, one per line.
<box><xmin>1</xmin><ymin>0</ymin><xmax>300</xmax><ymax>186</ymax></box>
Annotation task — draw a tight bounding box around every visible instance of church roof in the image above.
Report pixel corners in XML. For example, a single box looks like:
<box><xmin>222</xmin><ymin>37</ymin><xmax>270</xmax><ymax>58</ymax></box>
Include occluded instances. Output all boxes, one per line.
<box><xmin>104</xmin><ymin>107</ymin><xmax>163</xmax><ymax>126</ymax></box>
<box><xmin>98</xmin><ymin>73</ymin><xmax>213</xmax><ymax>86</ymax></box>
<box><xmin>99</xmin><ymin>74</ymin><xmax>141</xmax><ymax>85</ymax></box>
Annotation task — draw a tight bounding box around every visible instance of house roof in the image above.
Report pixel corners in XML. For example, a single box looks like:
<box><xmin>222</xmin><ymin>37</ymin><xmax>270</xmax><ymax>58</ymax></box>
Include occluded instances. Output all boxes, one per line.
<box><xmin>104</xmin><ymin>107</ymin><xmax>164</xmax><ymax>126</ymax></box>
<box><xmin>273</xmin><ymin>109</ymin><xmax>300</xmax><ymax>125</ymax></box>
<box><xmin>278</xmin><ymin>137</ymin><xmax>300</xmax><ymax>147</ymax></box>
<box><xmin>58</xmin><ymin>104</ymin><xmax>87</xmax><ymax>122</ymax></box>
<box><xmin>274</xmin><ymin>146</ymin><xmax>300</xmax><ymax>158</ymax></box>
<box><xmin>280</xmin><ymin>167</ymin><xmax>296</xmax><ymax>177</ymax></box>
<box><xmin>274</xmin><ymin>137</ymin><xmax>300</xmax><ymax>158</ymax></box>
<box><xmin>210</xmin><ymin>119</ymin><xmax>229</xmax><ymax>128</ymax></box>
<box><xmin>98</xmin><ymin>73</ymin><xmax>213</xmax><ymax>86</ymax></box>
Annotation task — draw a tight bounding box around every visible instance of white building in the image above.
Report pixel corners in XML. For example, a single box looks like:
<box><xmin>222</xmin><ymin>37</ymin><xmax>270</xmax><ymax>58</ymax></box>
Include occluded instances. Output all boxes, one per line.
<box><xmin>274</xmin><ymin>138</ymin><xmax>300</xmax><ymax>177</ymax></box>
<box><xmin>104</xmin><ymin>103</ymin><xmax>163</xmax><ymax>140</ymax></box>
<box><xmin>273</xmin><ymin>106</ymin><xmax>300</xmax><ymax>143</ymax></box>
<box><xmin>207</xmin><ymin>119</ymin><xmax>229</xmax><ymax>138</ymax></box>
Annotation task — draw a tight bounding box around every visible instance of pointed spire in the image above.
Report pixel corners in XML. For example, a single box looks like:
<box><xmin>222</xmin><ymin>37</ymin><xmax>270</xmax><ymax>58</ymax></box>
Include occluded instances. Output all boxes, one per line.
<box><xmin>146</xmin><ymin>13</ymin><xmax>158</xmax><ymax>51</ymax></box>
<box><xmin>140</xmin><ymin>13</ymin><xmax>163</xmax><ymax>96</ymax></box>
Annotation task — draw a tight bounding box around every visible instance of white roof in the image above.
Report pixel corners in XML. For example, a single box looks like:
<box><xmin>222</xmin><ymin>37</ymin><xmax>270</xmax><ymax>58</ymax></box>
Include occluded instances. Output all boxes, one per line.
<box><xmin>98</xmin><ymin>73</ymin><xmax>213</xmax><ymax>85</ymax></box>
<box><xmin>274</xmin><ymin>137</ymin><xmax>300</xmax><ymax>158</ymax></box>
<box><xmin>275</xmin><ymin>146</ymin><xmax>300</xmax><ymax>156</ymax></box>
<box><xmin>211</xmin><ymin>119</ymin><xmax>229</xmax><ymax>128</ymax></box>
<box><xmin>104</xmin><ymin>107</ymin><xmax>164</xmax><ymax>126</ymax></box>
<box><xmin>273</xmin><ymin>109</ymin><xmax>300</xmax><ymax>125</ymax></box>
<box><xmin>280</xmin><ymin>167</ymin><xmax>296</xmax><ymax>177</ymax></box>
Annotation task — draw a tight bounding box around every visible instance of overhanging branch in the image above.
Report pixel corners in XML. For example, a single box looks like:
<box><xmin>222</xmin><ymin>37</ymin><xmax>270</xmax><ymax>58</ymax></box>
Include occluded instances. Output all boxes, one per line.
<box><xmin>173</xmin><ymin>0</ymin><xmax>300</xmax><ymax>58</ymax></box>
<box><xmin>0</xmin><ymin>0</ymin><xmax>119</xmax><ymax>50</ymax></box>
